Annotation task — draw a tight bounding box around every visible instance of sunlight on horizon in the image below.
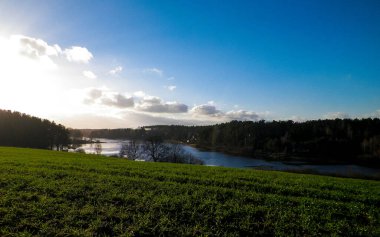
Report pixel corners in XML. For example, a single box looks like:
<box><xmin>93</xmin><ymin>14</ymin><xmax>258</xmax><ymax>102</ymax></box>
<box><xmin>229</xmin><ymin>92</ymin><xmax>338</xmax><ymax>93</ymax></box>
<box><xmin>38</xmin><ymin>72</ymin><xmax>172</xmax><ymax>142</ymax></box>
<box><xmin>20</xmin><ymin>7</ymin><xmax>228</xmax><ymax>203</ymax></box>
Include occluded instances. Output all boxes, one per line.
<box><xmin>0</xmin><ymin>32</ymin><xmax>267</xmax><ymax>128</ymax></box>
<box><xmin>1</xmin><ymin>1</ymin><xmax>379</xmax><ymax>128</ymax></box>
<box><xmin>0</xmin><ymin>33</ymin><xmax>92</xmax><ymax>121</ymax></box>
<box><xmin>0</xmin><ymin>35</ymin><xmax>56</xmax><ymax>113</ymax></box>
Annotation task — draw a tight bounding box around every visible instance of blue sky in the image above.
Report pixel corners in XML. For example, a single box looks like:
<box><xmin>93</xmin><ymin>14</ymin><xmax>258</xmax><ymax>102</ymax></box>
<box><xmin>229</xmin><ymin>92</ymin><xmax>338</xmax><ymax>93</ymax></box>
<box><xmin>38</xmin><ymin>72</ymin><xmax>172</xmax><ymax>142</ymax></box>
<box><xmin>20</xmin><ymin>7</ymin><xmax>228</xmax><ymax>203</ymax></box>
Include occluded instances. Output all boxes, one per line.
<box><xmin>0</xmin><ymin>0</ymin><xmax>379</xmax><ymax>128</ymax></box>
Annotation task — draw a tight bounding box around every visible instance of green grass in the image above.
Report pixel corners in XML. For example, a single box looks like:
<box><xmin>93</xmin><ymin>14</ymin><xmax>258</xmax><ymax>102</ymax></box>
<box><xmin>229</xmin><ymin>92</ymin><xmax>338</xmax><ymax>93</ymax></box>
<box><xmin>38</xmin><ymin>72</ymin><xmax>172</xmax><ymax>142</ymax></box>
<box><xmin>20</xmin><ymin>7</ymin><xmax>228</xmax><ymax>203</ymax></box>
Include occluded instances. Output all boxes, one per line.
<box><xmin>0</xmin><ymin>147</ymin><xmax>379</xmax><ymax>236</ymax></box>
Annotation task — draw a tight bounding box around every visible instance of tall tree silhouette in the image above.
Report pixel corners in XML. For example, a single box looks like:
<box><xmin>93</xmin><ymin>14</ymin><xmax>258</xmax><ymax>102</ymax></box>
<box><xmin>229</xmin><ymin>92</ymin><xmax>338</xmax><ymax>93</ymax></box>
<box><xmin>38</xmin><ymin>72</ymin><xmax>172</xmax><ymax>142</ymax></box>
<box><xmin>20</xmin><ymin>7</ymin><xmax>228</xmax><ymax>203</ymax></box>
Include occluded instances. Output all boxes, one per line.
<box><xmin>0</xmin><ymin>109</ymin><xmax>70</xmax><ymax>150</ymax></box>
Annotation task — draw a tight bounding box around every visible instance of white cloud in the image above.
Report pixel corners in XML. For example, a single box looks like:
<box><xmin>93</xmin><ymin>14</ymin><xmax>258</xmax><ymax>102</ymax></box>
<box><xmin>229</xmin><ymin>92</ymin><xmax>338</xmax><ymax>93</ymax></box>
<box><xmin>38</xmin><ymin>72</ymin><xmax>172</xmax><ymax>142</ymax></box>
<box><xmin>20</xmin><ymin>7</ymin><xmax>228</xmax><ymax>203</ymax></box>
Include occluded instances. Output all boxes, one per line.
<box><xmin>6</xmin><ymin>34</ymin><xmax>60</xmax><ymax>70</ymax></box>
<box><xmin>365</xmin><ymin>109</ymin><xmax>380</xmax><ymax>119</ymax></box>
<box><xmin>11</xmin><ymin>34</ymin><xmax>61</xmax><ymax>58</ymax></box>
<box><xmin>7</xmin><ymin>35</ymin><xmax>94</xmax><ymax>67</ymax></box>
<box><xmin>11</xmin><ymin>35</ymin><xmax>93</xmax><ymax>64</ymax></box>
<box><xmin>64</xmin><ymin>46</ymin><xmax>93</xmax><ymax>63</ymax></box>
<box><xmin>85</xmin><ymin>88</ymin><xmax>187</xmax><ymax>114</ymax></box>
<box><xmin>101</xmin><ymin>94</ymin><xmax>134</xmax><ymax>108</ymax></box>
<box><xmin>373</xmin><ymin>110</ymin><xmax>380</xmax><ymax>118</ymax></box>
<box><xmin>167</xmin><ymin>85</ymin><xmax>176</xmax><ymax>91</ymax></box>
<box><xmin>144</xmin><ymin>67</ymin><xmax>163</xmax><ymax>77</ymax></box>
<box><xmin>136</xmin><ymin>96</ymin><xmax>188</xmax><ymax>113</ymax></box>
<box><xmin>10</xmin><ymin>35</ymin><xmax>94</xmax><ymax>65</ymax></box>
<box><xmin>0</xmin><ymin>34</ymin><xmax>88</xmax><ymax>118</ymax></box>
<box><xmin>88</xmin><ymin>88</ymin><xmax>103</xmax><ymax>99</ymax></box>
<box><xmin>109</xmin><ymin>66</ymin><xmax>123</xmax><ymax>75</ymax></box>
<box><xmin>133</xmin><ymin>91</ymin><xmax>146</xmax><ymax>98</ymax></box>
<box><xmin>83</xmin><ymin>88</ymin><xmax>104</xmax><ymax>105</ymax></box>
<box><xmin>190</xmin><ymin>103</ymin><xmax>265</xmax><ymax>122</ymax></box>
<box><xmin>191</xmin><ymin>104</ymin><xmax>221</xmax><ymax>116</ymax></box>
<box><xmin>60</xmin><ymin>111</ymin><xmax>212</xmax><ymax>128</ymax></box>
<box><xmin>79</xmin><ymin>88</ymin><xmax>268</xmax><ymax>126</ymax></box>
<box><xmin>225</xmin><ymin>110</ymin><xmax>260</xmax><ymax>121</ymax></box>
<box><xmin>82</xmin><ymin>70</ymin><xmax>97</xmax><ymax>79</ymax></box>
<box><xmin>323</xmin><ymin>112</ymin><xmax>350</xmax><ymax>120</ymax></box>
<box><xmin>140</xmin><ymin>96</ymin><xmax>161</xmax><ymax>105</ymax></box>
<box><xmin>288</xmin><ymin>115</ymin><xmax>306</xmax><ymax>122</ymax></box>
<box><xmin>83</xmin><ymin>88</ymin><xmax>134</xmax><ymax>108</ymax></box>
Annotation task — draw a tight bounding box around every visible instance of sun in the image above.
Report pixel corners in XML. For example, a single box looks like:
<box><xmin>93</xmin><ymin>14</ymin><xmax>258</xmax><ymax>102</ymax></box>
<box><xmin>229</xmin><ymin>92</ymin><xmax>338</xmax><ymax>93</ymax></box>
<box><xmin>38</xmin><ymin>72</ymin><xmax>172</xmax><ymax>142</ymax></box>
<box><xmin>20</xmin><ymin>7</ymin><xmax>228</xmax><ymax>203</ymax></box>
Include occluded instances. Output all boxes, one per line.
<box><xmin>0</xmin><ymin>34</ymin><xmax>62</xmax><ymax>117</ymax></box>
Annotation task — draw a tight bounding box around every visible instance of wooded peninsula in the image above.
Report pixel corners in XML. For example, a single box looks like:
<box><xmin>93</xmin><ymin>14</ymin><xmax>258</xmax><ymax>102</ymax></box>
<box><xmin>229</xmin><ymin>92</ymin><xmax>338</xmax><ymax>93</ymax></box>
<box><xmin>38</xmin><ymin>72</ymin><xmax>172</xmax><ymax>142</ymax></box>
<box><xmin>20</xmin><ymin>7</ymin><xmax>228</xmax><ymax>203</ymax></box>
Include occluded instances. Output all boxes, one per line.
<box><xmin>75</xmin><ymin>119</ymin><xmax>380</xmax><ymax>166</ymax></box>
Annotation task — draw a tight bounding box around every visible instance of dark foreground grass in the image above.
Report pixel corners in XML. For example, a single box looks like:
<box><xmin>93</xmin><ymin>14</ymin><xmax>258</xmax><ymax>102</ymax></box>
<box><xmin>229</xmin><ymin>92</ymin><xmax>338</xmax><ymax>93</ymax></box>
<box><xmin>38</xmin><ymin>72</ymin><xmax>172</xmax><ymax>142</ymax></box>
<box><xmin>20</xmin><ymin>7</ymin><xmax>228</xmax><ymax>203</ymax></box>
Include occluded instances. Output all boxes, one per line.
<box><xmin>0</xmin><ymin>147</ymin><xmax>379</xmax><ymax>236</ymax></box>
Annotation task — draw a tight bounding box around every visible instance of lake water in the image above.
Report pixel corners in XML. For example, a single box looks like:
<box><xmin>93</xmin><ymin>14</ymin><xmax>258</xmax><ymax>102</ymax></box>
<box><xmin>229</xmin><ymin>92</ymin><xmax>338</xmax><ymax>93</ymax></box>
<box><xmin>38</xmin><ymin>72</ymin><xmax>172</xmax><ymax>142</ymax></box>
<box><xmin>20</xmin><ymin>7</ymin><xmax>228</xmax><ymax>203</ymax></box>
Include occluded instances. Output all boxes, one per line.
<box><xmin>76</xmin><ymin>138</ymin><xmax>380</xmax><ymax>178</ymax></box>
<box><xmin>78</xmin><ymin>139</ymin><xmax>125</xmax><ymax>156</ymax></box>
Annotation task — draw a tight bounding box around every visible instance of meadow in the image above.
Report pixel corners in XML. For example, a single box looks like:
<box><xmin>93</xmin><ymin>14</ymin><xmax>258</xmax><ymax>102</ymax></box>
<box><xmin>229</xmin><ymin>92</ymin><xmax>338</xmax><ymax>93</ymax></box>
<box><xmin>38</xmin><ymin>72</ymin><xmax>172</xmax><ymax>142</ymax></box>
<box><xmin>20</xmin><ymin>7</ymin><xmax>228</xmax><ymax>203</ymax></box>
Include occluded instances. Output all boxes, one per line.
<box><xmin>0</xmin><ymin>147</ymin><xmax>379</xmax><ymax>236</ymax></box>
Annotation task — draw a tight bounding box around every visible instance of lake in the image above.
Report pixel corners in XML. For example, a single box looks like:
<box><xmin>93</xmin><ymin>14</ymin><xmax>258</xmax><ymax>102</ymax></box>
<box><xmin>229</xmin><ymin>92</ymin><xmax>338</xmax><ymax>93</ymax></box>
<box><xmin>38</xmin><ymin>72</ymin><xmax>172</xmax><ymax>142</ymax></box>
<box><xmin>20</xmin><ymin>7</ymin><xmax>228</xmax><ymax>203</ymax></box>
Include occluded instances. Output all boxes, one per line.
<box><xmin>76</xmin><ymin>138</ymin><xmax>380</xmax><ymax>179</ymax></box>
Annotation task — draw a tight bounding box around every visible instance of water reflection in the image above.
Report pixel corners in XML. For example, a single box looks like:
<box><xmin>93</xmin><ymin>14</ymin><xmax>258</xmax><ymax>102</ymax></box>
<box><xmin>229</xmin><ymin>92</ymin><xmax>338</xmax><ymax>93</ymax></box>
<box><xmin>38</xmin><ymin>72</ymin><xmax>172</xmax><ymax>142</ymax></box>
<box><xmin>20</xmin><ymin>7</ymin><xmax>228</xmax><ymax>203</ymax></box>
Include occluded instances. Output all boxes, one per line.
<box><xmin>78</xmin><ymin>139</ymin><xmax>126</xmax><ymax>156</ymax></box>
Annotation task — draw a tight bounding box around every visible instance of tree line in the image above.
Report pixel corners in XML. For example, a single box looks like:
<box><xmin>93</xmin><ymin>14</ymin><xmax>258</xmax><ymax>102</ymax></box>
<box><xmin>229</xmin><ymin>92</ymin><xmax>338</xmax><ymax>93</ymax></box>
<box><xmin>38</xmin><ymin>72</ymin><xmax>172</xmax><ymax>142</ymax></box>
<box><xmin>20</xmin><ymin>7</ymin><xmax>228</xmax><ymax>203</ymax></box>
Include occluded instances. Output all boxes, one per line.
<box><xmin>76</xmin><ymin>119</ymin><xmax>380</xmax><ymax>165</ymax></box>
<box><xmin>119</xmin><ymin>135</ymin><xmax>204</xmax><ymax>165</ymax></box>
<box><xmin>0</xmin><ymin>109</ymin><xmax>70</xmax><ymax>150</ymax></box>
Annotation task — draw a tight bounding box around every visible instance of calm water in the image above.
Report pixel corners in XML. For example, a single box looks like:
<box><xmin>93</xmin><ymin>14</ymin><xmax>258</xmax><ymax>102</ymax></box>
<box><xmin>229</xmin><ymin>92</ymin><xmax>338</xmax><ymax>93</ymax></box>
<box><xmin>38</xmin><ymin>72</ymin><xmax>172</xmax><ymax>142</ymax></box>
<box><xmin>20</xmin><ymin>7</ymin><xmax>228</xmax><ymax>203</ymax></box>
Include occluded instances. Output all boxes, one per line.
<box><xmin>77</xmin><ymin>139</ymin><xmax>126</xmax><ymax>156</ymax></box>
<box><xmin>76</xmin><ymin>138</ymin><xmax>380</xmax><ymax>178</ymax></box>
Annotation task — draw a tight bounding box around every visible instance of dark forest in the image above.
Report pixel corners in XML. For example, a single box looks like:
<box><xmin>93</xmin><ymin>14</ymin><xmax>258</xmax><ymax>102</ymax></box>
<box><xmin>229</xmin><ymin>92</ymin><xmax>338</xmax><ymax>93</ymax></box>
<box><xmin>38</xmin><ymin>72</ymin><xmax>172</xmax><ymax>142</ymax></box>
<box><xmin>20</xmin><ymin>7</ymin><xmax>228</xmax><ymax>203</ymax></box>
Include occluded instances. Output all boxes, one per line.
<box><xmin>82</xmin><ymin>119</ymin><xmax>380</xmax><ymax>166</ymax></box>
<box><xmin>0</xmin><ymin>109</ymin><xmax>70</xmax><ymax>150</ymax></box>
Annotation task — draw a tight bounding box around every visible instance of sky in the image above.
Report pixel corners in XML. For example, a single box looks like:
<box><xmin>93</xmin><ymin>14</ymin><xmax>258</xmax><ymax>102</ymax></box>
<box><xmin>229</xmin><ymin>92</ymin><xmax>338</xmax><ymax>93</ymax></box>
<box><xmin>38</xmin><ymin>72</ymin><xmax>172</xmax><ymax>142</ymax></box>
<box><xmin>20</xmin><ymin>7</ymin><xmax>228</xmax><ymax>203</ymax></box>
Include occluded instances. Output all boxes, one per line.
<box><xmin>0</xmin><ymin>0</ymin><xmax>379</xmax><ymax>128</ymax></box>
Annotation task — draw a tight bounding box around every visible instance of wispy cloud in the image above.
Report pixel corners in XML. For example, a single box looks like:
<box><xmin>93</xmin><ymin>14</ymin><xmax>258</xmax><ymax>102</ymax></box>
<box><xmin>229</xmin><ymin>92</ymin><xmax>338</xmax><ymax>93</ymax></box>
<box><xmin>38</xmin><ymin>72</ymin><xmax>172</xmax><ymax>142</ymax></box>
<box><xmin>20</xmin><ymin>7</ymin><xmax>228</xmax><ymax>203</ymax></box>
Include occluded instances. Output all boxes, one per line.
<box><xmin>133</xmin><ymin>91</ymin><xmax>146</xmax><ymax>98</ymax></box>
<box><xmin>101</xmin><ymin>94</ymin><xmax>134</xmax><ymax>108</ymax></box>
<box><xmin>82</xmin><ymin>70</ymin><xmax>97</xmax><ymax>79</ymax></box>
<box><xmin>84</xmin><ymin>88</ymin><xmax>188</xmax><ymax>114</ymax></box>
<box><xmin>83</xmin><ymin>88</ymin><xmax>134</xmax><ymax>108</ymax></box>
<box><xmin>83</xmin><ymin>88</ymin><xmax>104</xmax><ymax>105</ymax></box>
<box><xmin>323</xmin><ymin>112</ymin><xmax>350</xmax><ymax>120</ymax></box>
<box><xmin>109</xmin><ymin>66</ymin><xmax>123</xmax><ymax>75</ymax></box>
<box><xmin>136</xmin><ymin>96</ymin><xmax>188</xmax><ymax>113</ymax></box>
<box><xmin>143</xmin><ymin>67</ymin><xmax>163</xmax><ymax>77</ymax></box>
<box><xmin>87</xmin><ymin>88</ymin><xmax>103</xmax><ymax>100</ymax></box>
<box><xmin>372</xmin><ymin>110</ymin><xmax>380</xmax><ymax>118</ymax></box>
<box><xmin>288</xmin><ymin>115</ymin><xmax>306</xmax><ymax>122</ymax></box>
<box><xmin>225</xmin><ymin>110</ymin><xmax>260</xmax><ymax>121</ymax></box>
<box><xmin>190</xmin><ymin>102</ymin><xmax>265</xmax><ymax>122</ymax></box>
<box><xmin>364</xmin><ymin>109</ymin><xmax>380</xmax><ymax>119</ymax></box>
<box><xmin>166</xmin><ymin>85</ymin><xmax>176</xmax><ymax>91</ymax></box>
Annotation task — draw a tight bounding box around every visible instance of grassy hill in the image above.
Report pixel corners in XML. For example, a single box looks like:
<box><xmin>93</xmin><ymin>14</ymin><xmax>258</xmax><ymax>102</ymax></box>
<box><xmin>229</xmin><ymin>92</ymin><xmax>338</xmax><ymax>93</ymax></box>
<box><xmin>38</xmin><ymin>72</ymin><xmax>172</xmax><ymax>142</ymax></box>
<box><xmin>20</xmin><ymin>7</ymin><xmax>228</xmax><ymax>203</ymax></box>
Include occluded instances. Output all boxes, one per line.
<box><xmin>0</xmin><ymin>147</ymin><xmax>379</xmax><ymax>236</ymax></box>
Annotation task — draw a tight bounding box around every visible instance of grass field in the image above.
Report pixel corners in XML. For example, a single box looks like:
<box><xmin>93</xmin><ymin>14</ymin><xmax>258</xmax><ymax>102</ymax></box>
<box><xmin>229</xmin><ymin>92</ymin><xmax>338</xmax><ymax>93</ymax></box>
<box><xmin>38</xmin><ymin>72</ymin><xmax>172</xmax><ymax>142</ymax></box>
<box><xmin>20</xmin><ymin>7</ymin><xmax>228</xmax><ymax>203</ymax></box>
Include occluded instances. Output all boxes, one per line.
<box><xmin>0</xmin><ymin>147</ymin><xmax>379</xmax><ymax>236</ymax></box>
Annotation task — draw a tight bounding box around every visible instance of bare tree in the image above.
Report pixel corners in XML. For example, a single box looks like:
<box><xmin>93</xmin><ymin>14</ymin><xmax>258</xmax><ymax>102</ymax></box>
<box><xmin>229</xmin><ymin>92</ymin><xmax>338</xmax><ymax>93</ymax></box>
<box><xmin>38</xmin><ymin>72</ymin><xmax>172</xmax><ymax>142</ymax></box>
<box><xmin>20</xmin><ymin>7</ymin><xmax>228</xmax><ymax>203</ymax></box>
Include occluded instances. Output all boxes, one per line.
<box><xmin>118</xmin><ymin>134</ymin><xmax>203</xmax><ymax>164</ymax></box>
<box><xmin>120</xmin><ymin>140</ymin><xmax>140</xmax><ymax>160</ymax></box>
<box><xmin>143</xmin><ymin>135</ymin><xmax>168</xmax><ymax>162</ymax></box>
<box><xmin>94</xmin><ymin>140</ymin><xmax>102</xmax><ymax>155</ymax></box>
<box><xmin>165</xmin><ymin>143</ymin><xmax>186</xmax><ymax>163</ymax></box>
<box><xmin>164</xmin><ymin>143</ymin><xmax>204</xmax><ymax>164</ymax></box>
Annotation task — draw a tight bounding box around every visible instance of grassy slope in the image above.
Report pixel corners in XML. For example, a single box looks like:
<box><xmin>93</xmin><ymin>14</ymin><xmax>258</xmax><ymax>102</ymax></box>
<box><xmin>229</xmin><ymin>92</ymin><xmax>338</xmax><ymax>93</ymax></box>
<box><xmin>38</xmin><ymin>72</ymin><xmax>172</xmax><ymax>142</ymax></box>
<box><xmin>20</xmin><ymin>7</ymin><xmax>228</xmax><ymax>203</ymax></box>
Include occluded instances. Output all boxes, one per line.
<box><xmin>0</xmin><ymin>147</ymin><xmax>379</xmax><ymax>236</ymax></box>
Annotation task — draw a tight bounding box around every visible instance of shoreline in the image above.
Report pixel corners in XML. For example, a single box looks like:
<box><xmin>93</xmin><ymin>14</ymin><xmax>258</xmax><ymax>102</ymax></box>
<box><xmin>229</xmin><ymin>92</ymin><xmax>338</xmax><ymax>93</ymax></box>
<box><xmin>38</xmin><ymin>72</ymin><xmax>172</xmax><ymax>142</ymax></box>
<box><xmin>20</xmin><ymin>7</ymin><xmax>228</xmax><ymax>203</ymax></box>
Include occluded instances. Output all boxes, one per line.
<box><xmin>188</xmin><ymin>143</ymin><xmax>380</xmax><ymax>169</ymax></box>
